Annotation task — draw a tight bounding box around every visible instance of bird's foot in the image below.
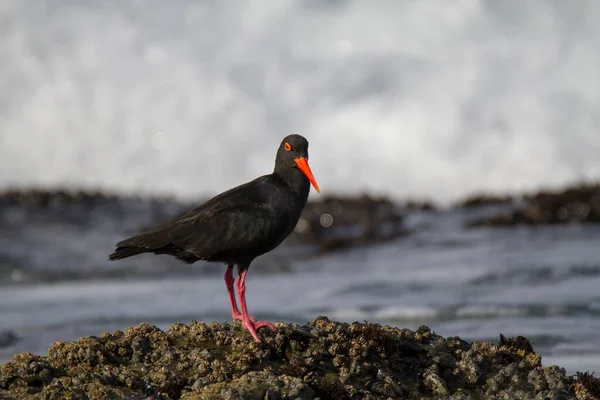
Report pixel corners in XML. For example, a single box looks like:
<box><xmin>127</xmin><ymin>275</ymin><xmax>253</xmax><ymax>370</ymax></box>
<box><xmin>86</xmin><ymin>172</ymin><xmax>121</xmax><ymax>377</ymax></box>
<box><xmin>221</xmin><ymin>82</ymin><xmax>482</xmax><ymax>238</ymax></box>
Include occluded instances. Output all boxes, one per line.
<box><xmin>232</xmin><ymin>312</ymin><xmax>276</xmax><ymax>341</ymax></box>
<box><xmin>242</xmin><ymin>319</ymin><xmax>276</xmax><ymax>342</ymax></box>
<box><xmin>246</xmin><ymin>320</ymin><xmax>276</xmax><ymax>330</ymax></box>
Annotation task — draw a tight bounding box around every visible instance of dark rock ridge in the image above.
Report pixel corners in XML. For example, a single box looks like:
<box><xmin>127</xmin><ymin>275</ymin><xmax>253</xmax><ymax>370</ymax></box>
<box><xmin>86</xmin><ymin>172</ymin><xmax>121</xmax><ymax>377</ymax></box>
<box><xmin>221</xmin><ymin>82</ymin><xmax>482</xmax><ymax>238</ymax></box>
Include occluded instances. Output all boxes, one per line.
<box><xmin>0</xmin><ymin>188</ymin><xmax>160</xmax><ymax>209</ymax></box>
<box><xmin>1</xmin><ymin>318</ymin><xmax>597</xmax><ymax>400</ymax></box>
<box><xmin>453</xmin><ymin>194</ymin><xmax>514</xmax><ymax>209</ymax></box>
<box><xmin>466</xmin><ymin>182</ymin><xmax>600</xmax><ymax>227</ymax></box>
<box><xmin>402</xmin><ymin>200</ymin><xmax>438</xmax><ymax>212</ymax></box>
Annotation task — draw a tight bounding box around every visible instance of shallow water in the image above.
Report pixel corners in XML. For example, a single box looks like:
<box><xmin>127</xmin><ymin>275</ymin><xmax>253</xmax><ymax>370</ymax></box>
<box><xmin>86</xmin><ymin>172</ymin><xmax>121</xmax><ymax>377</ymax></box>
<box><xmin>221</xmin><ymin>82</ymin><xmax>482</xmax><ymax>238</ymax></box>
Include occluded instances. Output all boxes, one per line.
<box><xmin>1</xmin><ymin>203</ymin><xmax>599</xmax><ymax>376</ymax></box>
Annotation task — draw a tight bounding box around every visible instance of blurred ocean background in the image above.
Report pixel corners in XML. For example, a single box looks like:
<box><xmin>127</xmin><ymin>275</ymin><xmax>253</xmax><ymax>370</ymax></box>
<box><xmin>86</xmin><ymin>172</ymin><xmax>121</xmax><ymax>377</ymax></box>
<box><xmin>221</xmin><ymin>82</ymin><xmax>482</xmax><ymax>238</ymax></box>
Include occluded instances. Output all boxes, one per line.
<box><xmin>1</xmin><ymin>0</ymin><xmax>600</xmax><ymax>375</ymax></box>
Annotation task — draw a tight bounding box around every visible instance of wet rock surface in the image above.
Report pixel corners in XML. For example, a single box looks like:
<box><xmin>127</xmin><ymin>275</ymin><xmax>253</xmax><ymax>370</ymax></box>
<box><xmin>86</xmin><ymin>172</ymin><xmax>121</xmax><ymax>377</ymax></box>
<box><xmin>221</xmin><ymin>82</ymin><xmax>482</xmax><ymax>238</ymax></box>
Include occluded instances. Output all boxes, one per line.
<box><xmin>466</xmin><ymin>183</ymin><xmax>600</xmax><ymax>227</ymax></box>
<box><xmin>0</xmin><ymin>318</ymin><xmax>595</xmax><ymax>400</ymax></box>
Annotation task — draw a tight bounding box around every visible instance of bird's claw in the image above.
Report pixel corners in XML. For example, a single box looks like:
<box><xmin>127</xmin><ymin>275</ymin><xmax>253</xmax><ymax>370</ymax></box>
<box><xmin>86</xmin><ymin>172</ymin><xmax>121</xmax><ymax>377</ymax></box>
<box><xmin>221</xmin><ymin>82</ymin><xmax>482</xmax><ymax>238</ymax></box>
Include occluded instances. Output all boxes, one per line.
<box><xmin>242</xmin><ymin>319</ymin><xmax>276</xmax><ymax>342</ymax></box>
<box><xmin>248</xmin><ymin>320</ymin><xmax>276</xmax><ymax>330</ymax></box>
<box><xmin>232</xmin><ymin>312</ymin><xmax>276</xmax><ymax>341</ymax></box>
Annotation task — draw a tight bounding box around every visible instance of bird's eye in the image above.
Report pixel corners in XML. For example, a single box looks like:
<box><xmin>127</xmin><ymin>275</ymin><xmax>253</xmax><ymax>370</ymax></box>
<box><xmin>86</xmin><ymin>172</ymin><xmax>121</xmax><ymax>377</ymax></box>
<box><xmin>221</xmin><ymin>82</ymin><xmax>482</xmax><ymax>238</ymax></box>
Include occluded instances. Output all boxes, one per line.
<box><xmin>284</xmin><ymin>142</ymin><xmax>292</xmax><ymax>151</ymax></box>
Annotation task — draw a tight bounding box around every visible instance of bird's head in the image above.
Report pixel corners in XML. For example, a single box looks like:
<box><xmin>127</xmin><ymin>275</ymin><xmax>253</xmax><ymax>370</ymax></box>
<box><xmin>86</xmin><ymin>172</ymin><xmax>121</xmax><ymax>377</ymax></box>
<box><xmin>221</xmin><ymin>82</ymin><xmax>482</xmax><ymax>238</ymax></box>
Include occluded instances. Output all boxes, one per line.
<box><xmin>274</xmin><ymin>134</ymin><xmax>320</xmax><ymax>193</ymax></box>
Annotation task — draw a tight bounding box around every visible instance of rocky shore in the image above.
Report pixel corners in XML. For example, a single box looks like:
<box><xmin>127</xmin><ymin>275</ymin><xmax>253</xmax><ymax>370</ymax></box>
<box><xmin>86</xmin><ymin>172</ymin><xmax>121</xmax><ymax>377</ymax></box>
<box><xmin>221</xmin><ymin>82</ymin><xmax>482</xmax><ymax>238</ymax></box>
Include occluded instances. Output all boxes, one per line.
<box><xmin>1</xmin><ymin>317</ymin><xmax>598</xmax><ymax>400</ymax></box>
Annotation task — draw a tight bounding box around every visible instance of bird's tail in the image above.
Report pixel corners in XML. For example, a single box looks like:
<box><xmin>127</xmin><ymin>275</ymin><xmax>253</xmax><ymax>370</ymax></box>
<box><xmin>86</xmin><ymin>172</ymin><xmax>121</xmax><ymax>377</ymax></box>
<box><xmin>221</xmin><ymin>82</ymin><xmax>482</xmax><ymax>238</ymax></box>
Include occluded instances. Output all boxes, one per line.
<box><xmin>109</xmin><ymin>223</ymin><xmax>174</xmax><ymax>261</ymax></box>
<box><xmin>108</xmin><ymin>246</ymin><xmax>148</xmax><ymax>261</ymax></box>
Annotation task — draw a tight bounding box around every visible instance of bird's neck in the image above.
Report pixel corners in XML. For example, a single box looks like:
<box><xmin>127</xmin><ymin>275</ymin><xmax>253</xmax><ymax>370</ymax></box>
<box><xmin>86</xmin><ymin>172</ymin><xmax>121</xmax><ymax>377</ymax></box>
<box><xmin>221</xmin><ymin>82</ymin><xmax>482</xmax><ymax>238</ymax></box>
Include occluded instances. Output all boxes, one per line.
<box><xmin>273</xmin><ymin>168</ymin><xmax>311</xmax><ymax>199</ymax></box>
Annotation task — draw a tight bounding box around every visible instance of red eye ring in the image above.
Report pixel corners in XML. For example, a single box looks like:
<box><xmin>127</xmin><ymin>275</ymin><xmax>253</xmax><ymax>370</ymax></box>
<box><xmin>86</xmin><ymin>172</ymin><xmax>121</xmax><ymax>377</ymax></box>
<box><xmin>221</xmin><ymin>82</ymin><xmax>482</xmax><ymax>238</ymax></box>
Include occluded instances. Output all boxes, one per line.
<box><xmin>284</xmin><ymin>142</ymin><xmax>291</xmax><ymax>151</ymax></box>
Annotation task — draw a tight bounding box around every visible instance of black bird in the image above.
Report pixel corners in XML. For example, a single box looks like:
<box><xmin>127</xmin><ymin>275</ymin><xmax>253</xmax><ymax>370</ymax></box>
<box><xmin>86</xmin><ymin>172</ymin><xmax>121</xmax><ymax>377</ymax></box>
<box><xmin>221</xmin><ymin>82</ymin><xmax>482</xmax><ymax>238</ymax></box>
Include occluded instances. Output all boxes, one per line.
<box><xmin>109</xmin><ymin>134</ymin><xmax>320</xmax><ymax>341</ymax></box>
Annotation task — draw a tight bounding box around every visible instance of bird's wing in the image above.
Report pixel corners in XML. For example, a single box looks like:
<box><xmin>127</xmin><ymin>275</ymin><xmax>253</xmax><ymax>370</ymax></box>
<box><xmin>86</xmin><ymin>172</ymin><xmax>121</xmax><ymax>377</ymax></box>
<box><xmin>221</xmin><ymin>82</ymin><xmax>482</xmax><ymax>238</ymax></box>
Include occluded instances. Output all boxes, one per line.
<box><xmin>115</xmin><ymin>177</ymin><xmax>288</xmax><ymax>260</ymax></box>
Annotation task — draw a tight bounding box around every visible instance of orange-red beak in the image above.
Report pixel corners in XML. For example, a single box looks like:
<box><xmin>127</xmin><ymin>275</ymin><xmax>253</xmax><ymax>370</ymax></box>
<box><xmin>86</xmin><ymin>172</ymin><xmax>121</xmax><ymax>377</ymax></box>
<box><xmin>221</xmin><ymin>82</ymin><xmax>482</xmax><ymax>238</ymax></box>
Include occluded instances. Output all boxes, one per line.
<box><xmin>294</xmin><ymin>157</ymin><xmax>320</xmax><ymax>193</ymax></box>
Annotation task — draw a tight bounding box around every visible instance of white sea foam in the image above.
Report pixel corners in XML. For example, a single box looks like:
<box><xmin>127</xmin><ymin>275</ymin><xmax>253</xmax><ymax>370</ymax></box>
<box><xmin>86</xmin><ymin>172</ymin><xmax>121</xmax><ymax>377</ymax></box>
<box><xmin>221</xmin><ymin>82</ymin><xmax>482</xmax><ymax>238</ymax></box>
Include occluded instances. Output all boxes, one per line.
<box><xmin>1</xmin><ymin>1</ymin><xmax>599</xmax><ymax>204</ymax></box>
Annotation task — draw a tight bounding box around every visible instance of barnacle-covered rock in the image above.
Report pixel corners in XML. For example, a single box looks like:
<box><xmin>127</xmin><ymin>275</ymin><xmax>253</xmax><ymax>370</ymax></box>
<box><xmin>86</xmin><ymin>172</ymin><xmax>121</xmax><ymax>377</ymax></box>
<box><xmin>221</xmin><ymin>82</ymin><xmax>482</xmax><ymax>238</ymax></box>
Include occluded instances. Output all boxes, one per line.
<box><xmin>0</xmin><ymin>318</ymin><xmax>596</xmax><ymax>399</ymax></box>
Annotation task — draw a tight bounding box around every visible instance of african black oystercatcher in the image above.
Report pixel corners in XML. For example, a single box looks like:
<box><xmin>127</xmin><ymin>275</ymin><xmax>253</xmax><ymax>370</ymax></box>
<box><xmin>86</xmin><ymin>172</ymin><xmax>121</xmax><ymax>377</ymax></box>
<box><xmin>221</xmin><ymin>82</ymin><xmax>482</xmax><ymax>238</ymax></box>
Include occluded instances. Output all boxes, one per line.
<box><xmin>109</xmin><ymin>134</ymin><xmax>320</xmax><ymax>341</ymax></box>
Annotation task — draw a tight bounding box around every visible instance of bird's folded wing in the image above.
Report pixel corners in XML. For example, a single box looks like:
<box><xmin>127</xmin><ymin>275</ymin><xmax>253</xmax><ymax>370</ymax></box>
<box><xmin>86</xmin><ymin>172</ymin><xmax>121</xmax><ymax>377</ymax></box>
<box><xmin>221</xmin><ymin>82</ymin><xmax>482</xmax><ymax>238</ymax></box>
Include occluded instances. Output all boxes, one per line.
<box><xmin>168</xmin><ymin>205</ymin><xmax>277</xmax><ymax>258</ymax></box>
<box><xmin>115</xmin><ymin>199</ymin><xmax>278</xmax><ymax>260</ymax></box>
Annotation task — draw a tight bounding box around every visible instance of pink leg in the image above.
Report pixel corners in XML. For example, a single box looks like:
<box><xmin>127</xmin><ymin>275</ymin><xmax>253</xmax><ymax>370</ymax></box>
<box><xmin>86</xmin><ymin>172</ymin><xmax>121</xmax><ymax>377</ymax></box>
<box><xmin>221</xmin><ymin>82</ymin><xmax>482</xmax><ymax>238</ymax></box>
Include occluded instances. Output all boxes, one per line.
<box><xmin>225</xmin><ymin>265</ymin><xmax>257</xmax><ymax>324</ymax></box>
<box><xmin>224</xmin><ymin>265</ymin><xmax>242</xmax><ymax>320</ymax></box>
<box><xmin>236</xmin><ymin>268</ymin><xmax>276</xmax><ymax>342</ymax></box>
